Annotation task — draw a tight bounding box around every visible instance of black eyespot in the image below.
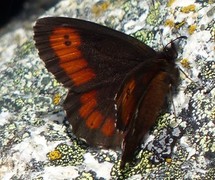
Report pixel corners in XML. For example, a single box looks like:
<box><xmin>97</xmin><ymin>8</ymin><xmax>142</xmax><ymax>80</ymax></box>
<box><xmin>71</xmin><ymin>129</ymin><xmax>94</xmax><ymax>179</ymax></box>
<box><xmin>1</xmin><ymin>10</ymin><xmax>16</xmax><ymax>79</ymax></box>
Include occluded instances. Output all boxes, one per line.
<box><xmin>64</xmin><ymin>40</ymin><xmax>71</xmax><ymax>46</ymax></box>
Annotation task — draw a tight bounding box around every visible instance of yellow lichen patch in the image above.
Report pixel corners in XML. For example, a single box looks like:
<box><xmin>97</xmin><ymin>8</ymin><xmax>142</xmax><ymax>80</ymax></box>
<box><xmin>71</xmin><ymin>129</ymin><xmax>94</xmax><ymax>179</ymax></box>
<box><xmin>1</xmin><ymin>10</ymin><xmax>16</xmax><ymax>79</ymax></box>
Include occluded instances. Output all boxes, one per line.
<box><xmin>165</xmin><ymin>19</ymin><xmax>175</xmax><ymax>27</ymax></box>
<box><xmin>180</xmin><ymin>58</ymin><xmax>191</xmax><ymax>69</ymax></box>
<box><xmin>47</xmin><ymin>143</ymin><xmax>86</xmax><ymax>166</ymax></box>
<box><xmin>53</xmin><ymin>93</ymin><xmax>61</xmax><ymax>105</ymax></box>
<box><xmin>208</xmin><ymin>0</ymin><xmax>214</xmax><ymax>4</ymax></box>
<box><xmin>91</xmin><ymin>1</ymin><xmax>110</xmax><ymax>16</ymax></box>
<box><xmin>211</xmin><ymin>107</ymin><xmax>215</xmax><ymax>120</ymax></box>
<box><xmin>188</xmin><ymin>24</ymin><xmax>197</xmax><ymax>35</ymax></box>
<box><xmin>213</xmin><ymin>29</ymin><xmax>215</xmax><ymax>41</ymax></box>
<box><xmin>167</xmin><ymin>0</ymin><xmax>176</xmax><ymax>7</ymax></box>
<box><xmin>165</xmin><ymin>157</ymin><xmax>172</xmax><ymax>163</ymax></box>
<box><xmin>181</xmin><ymin>5</ymin><xmax>196</xmax><ymax>13</ymax></box>
<box><xmin>136</xmin><ymin>151</ymin><xmax>152</xmax><ymax>168</ymax></box>
<box><xmin>175</xmin><ymin>21</ymin><xmax>185</xmax><ymax>29</ymax></box>
<box><xmin>48</xmin><ymin>150</ymin><xmax>62</xmax><ymax>160</ymax></box>
<box><xmin>79</xmin><ymin>172</ymin><xmax>94</xmax><ymax>180</ymax></box>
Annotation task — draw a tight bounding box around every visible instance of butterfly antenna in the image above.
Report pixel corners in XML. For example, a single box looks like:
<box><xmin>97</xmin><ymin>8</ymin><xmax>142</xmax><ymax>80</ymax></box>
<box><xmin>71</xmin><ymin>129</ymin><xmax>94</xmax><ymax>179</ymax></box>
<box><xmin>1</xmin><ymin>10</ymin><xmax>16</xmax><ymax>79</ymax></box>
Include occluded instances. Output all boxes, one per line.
<box><xmin>172</xmin><ymin>36</ymin><xmax>187</xmax><ymax>45</ymax></box>
<box><xmin>204</xmin><ymin>83</ymin><xmax>215</xmax><ymax>94</ymax></box>
<box><xmin>178</xmin><ymin>67</ymin><xmax>194</xmax><ymax>82</ymax></box>
<box><xmin>180</xmin><ymin>67</ymin><xmax>214</xmax><ymax>94</ymax></box>
<box><xmin>169</xmin><ymin>84</ymin><xmax>177</xmax><ymax>121</ymax></box>
<box><xmin>167</xmin><ymin>36</ymin><xmax>199</xmax><ymax>84</ymax></box>
<box><xmin>164</xmin><ymin>36</ymin><xmax>187</xmax><ymax>49</ymax></box>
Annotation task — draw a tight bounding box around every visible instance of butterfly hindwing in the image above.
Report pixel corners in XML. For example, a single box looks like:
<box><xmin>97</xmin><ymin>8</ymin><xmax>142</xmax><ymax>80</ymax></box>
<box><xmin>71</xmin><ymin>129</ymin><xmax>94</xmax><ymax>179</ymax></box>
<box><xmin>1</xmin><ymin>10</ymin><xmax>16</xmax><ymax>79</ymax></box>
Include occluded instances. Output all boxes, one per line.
<box><xmin>118</xmin><ymin>59</ymin><xmax>180</xmax><ymax>168</ymax></box>
<box><xmin>116</xmin><ymin>58</ymin><xmax>168</xmax><ymax>131</ymax></box>
<box><xmin>64</xmin><ymin>89</ymin><xmax>123</xmax><ymax>148</ymax></box>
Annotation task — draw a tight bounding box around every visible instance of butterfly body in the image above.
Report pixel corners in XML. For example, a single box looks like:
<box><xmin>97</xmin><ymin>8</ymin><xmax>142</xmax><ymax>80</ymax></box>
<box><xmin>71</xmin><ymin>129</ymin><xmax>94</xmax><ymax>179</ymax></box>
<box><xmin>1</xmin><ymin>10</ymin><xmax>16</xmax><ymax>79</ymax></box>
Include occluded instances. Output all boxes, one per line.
<box><xmin>34</xmin><ymin>17</ymin><xmax>183</xmax><ymax>168</ymax></box>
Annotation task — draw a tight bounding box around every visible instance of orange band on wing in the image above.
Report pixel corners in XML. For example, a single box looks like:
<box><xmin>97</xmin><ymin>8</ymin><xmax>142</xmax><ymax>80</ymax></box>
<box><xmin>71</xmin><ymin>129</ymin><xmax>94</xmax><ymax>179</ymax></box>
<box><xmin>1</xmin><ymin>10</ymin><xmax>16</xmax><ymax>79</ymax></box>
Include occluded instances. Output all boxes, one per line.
<box><xmin>60</xmin><ymin>59</ymin><xmax>88</xmax><ymax>74</ymax></box>
<box><xmin>49</xmin><ymin>27</ymin><xmax>95</xmax><ymax>86</ymax></box>
<box><xmin>58</xmin><ymin>50</ymin><xmax>82</xmax><ymax>63</ymax></box>
<box><xmin>80</xmin><ymin>90</ymin><xmax>97</xmax><ymax>103</ymax></box>
<box><xmin>70</xmin><ymin>68</ymin><xmax>96</xmax><ymax>86</ymax></box>
<box><xmin>79</xmin><ymin>91</ymin><xmax>107</xmax><ymax>130</ymax></box>
<box><xmin>86</xmin><ymin>111</ymin><xmax>103</xmax><ymax>129</ymax></box>
<box><xmin>79</xmin><ymin>91</ymin><xmax>97</xmax><ymax>119</ymax></box>
<box><xmin>101</xmin><ymin>118</ymin><xmax>115</xmax><ymax>136</ymax></box>
<box><xmin>79</xmin><ymin>98</ymin><xmax>97</xmax><ymax>119</ymax></box>
<box><xmin>117</xmin><ymin>79</ymin><xmax>136</xmax><ymax>127</ymax></box>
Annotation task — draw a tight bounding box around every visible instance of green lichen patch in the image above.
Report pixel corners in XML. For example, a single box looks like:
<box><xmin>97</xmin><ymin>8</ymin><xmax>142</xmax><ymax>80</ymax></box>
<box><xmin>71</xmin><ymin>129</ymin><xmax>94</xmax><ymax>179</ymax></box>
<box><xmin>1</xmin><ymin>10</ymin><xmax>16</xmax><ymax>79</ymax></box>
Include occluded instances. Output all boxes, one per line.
<box><xmin>146</xmin><ymin>2</ymin><xmax>161</xmax><ymax>26</ymax></box>
<box><xmin>92</xmin><ymin>150</ymin><xmax>118</xmax><ymax>164</ymax></box>
<box><xmin>76</xmin><ymin>170</ymin><xmax>105</xmax><ymax>180</ymax></box>
<box><xmin>47</xmin><ymin>142</ymin><xmax>86</xmax><ymax>166</ymax></box>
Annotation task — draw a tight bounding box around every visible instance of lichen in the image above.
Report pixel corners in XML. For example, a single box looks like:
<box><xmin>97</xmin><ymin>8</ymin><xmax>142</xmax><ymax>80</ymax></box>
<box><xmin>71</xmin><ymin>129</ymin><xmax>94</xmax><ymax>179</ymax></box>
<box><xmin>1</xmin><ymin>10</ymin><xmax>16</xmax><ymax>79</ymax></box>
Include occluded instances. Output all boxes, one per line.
<box><xmin>181</xmin><ymin>5</ymin><xmax>196</xmax><ymax>13</ymax></box>
<box><xmin>47</xmin><ymin>142</ymin><xmax>86</xmax><ymax>166</ymax></box>
<box><xmin>180</xmin><ymin>58</ymin><xmax>191</xmax><ymax>69</ymax></box>
<box><xmin>188</xmin><ymin>24</ymin><xmax>197</xmax><ymax>35</ymax></box>
<box><xmin>146</xmin><ymin>1</ymin><xmax>161</xmax><ymax>25</ymax></box>
<box><xmin>165</xmin><ymin>19</ymin><xmax>175</xmax><ymax>28</ymax></box>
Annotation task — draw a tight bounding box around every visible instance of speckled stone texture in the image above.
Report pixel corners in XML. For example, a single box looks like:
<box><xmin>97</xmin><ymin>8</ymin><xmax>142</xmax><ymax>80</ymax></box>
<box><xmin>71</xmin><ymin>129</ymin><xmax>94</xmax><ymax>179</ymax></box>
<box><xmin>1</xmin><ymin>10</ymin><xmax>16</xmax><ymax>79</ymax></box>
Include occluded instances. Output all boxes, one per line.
<box><xmin>0</xmin><ymin>0</ymin><xmax>214</xmax><ymax>179</ymax></box>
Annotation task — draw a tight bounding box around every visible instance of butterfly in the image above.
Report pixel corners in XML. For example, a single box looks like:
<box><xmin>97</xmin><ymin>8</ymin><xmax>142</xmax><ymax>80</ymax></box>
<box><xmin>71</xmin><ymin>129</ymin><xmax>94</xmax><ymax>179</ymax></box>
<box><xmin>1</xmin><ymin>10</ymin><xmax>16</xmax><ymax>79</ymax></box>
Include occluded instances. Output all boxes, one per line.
<box><xmin>33</xmin><ymin>17</ymin><xmax>186</xmax><ymax>168</ymax></box>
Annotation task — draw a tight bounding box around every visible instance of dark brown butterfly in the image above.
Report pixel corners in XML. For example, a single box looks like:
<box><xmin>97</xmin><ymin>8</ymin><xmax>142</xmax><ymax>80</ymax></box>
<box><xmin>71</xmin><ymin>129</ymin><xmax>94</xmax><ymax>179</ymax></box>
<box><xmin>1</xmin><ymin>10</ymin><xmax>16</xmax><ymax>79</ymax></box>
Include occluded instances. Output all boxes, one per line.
<box><xmin>33</xmin><ymin>17</ymin><xmax>186</xmax><ymax>168</ymax></box>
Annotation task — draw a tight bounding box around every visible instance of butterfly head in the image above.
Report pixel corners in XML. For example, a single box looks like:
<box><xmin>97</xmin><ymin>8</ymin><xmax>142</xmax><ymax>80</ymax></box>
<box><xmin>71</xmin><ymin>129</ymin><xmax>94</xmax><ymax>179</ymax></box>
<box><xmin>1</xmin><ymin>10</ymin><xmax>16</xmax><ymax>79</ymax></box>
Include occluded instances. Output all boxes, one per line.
<box><xmin>163</xmin><ymin>36</ymin><xmax>187</xmax><ymax>61</ymax></box>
